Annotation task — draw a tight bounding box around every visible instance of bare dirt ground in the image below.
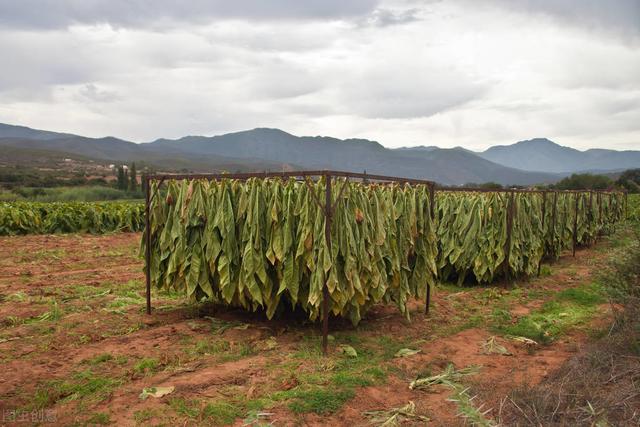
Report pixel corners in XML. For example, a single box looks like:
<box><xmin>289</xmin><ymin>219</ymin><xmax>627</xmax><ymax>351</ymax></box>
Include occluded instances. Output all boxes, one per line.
<box><xmin>0</xmin><ymin>232</ymin><xmax>616</xmax><ymax>426</ymax></box>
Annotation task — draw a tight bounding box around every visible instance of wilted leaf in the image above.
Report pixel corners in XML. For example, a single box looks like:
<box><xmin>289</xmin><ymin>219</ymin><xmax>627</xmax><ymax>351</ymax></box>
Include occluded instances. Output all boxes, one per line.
<box><xmin>480</xmin><ymin>336</ymin><xmax>511</xmax><ymax>356</ymax></box>
<box><xmin>394</xmin><ymin>348</ymin><xmax>421</xmax><ymax>358</ymax></box>
<box><xmin>258</xmin><ymin>337</ymin><xmax>278</xmax><ymax>351</ymax></box>
<box><xmin>507</xmin><ymin>336</ymin><xmax>538</xmax><ymax>346</ymax></box>
<box><xmin>337</xmin><ymin>344</ymin><xmax>358</xmax><ymax>358</ymax></box>
<box><xmin>139</xmin><ymin>386</ymin><xmax>175</xmax><ymax>400</ymax></box>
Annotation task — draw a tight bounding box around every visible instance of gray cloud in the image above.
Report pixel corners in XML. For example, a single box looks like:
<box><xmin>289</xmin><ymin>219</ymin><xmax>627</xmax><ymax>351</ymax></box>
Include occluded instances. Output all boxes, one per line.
<box><xmin>360</xmin><ymin>8</ymin><xmax>421</xmax><ymax>27</ymax></box>
<box><xmin>0</xmin><ymin>0</ymin><xmax>638</xmax><ymax>150</ymax></box>
<box><xmin>77</xmin><ymin>84</ymin><xmax>121</xmax><ymax>103</ymax></box>
<box><xmin>0</xmin><ymin>0</ymin><xmax>379</xmax><ymax>29</ymax></box>
<box><xmin>480</xmin><ymin>0</ymin><xmax>640</xmax><ymax>37</ymax></box>
<box><xmin>343</xmin><ymin>68</ymin><xmax>486</xmax><ymax>119</ymax></box>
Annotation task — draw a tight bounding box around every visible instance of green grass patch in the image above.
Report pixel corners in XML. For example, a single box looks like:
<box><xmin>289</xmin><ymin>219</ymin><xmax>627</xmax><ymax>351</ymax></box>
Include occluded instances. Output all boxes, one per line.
<box><xmin>168</xmin><ymin>398</ymin><xmax>241</xmax><ymax>424</ymax></box>
<box><xmin>331</xmin><ymin>371</ymin><xmax>373</xmax><ymax>387</ymax></box>
<box><xmin>31</xmin><ymin>371</ymin><xmax>121</xmax><ymax>409</ymax></box>
<box><xmin>202</xmin><ymin>401</ymin><xmax>242</xmax><ymax>425</ymax></box>
<box><xmin>133</xmin><ymin>408</ymin><xmax>158</xmax><ymax>424</ymax></box>
<box><xmin>86</xmin><ymin>412</ymin><xmax>111</xmax><ymax>425</ymax></box>
<box><xmin>493</xmin><ymin>283</ymin><xmax>605</xmax><ymax>344</ymax></box>
<box><xmin>188</xmin><ymin>339</ymin><xmax>230</xmax><ymax>356</ymax></box>
<box><xmin>169</xmin><ymin>398</ymin><xmax>200</xmax><ymax>418</ymax></box>
<box><xmin>376</xmin><ymin>335</ymin><xmax>412</xmax><ymax>360</ymax></box>
<box><xmin>287</xmin><ymin>388</ymin><xmax>355</xmax><ymax>414</ymax></box>
<box><xmin>556</xmin><ymin>283</ymin><xmax>605</xmax><ymax>305</ymax></box>
<box><xmin>133</xmin><ymin>358</ymin><xmax>159</xmax><ymax>375</ymax></box>
<box><xmin>82</xmin><ymin>353</ymin><xmax>113</xmax><ymax>365</ymax></box>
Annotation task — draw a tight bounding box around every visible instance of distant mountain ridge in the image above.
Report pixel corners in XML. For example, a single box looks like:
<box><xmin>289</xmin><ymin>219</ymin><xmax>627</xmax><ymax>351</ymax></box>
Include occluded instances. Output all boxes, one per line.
<box><xmin>146</xmin><ymin>127</ymin><xmax>555</xmax><ymax>185</ymax></box>
<box><xmin>1</xmin><ymin>122</ymin><xmax>638</xmax><ymax>185</ymax></box>
<box><xmin>479</xmin><ymin>138</ymin><xmax>640</xmax><ymax>173</ymax></box>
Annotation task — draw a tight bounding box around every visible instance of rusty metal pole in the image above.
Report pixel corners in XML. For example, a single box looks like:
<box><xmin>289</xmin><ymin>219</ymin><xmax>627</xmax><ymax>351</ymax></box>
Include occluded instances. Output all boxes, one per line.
<box><xmin>426</xmin><ymin>183</ymin><xmax>435</xmax><ymax>314</ymax></box>
<box><xmin>588</xmin><ymin>191</ymin><xmax>593</xmax><ymax>245</ymax></box>
<box><xmin>598</xmin><ymin>192</ymin><xmax>602</xmax><ymax>230</ymax></box>
<box><xmin>551</xmin><ymin>191</ymin><xmax>558</xmax><ymax>259</ymax></box>
<box><xmin>624</xmin><ymin>190</ymin><xmax>628</xmax><ymax>220</ymax></box>
<box><xmin>322</xmin><ymin>172</ymin><xmax>332</xmax><ymax>355</ymax></box>
<box><xmin>538</xmin><ymin>191</ymin><xmax>547</xmax><ymax>276</ymax></box>
<box><xmin>503</xmin><ymin>191</ymin><xmax>514</xmax><ymax>284</ymax></box>
<box><xmin>145</xmin><ymin>176</ymin><xmax>152</xmax><ymax>315</ymax></box>
<box><xmin>572</xmin><ymin>193</ymin><xmax>579</xmax><ymax>257</ymax></box>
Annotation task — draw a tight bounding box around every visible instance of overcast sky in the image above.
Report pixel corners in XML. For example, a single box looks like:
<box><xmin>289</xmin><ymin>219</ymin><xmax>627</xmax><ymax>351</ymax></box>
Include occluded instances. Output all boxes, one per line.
<box><xmin>0</xmin><ymin>0</ymin><xmax>639</xmax><ymax>150</ymax></box>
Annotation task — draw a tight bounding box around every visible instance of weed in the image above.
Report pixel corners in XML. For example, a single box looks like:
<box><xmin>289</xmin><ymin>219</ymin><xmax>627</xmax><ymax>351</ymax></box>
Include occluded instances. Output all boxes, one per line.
<box><xmin>133</xmin><ymin>408</ymin><xmax>157</xmax><ymax>423</ymax></box>
<box><xmin>331</xmin><ymin>371</ymin><xmax>373</xmax><ymax>387</ymax></box>
<box><xmin>557</xmin><ymin>283</ymin><xmax>604</xmax><ymax>306</ymax></box>
<box><xmin>539</xmin><ymin>265</ymin><xmax>553</xmax><ymax>276</ymax></box>
<box><xmin>495</xmin><ymin>300</ymin><xmax>598</xmax><ymax>344</ymax></box>
<box><xmin>169</xmin><ymin>398</ymin><xmax>199</xmax><ymax>418</ymax></box>
<box><xmin>288</xmin><ymin>388</ymin><xmax>355</xmax><ymax>414</ymax></box>
<box><xmin>83</xmin><ymin>353</ymin><xmax>113</xmax><ymax>365</ymax></box>
<box><xmin>86</xmin><ymin>412</ymin><xmax>111</xmax><ymax>425</ymax></box>
<box><xmin>133</xmin><ymin>358</ymin><xmax>159</xmax><ymax>375</ymax></box>
<box><xmin>202</xmin><ymin>401</ymin><xmax>242</xmax><ymax>425</ymax></box>
<box><xmin>33</xmin><ymin>371</ymin><xmax>121</xmax><ymax>408</ymax></box>
<box><xmin>189</xmin><ymin>339</ymin><xmax>230</xmax><ymax>356</ymax></box>
<box><xmin>36</xmin><ymin>300</ymin><xmax>63</xmax><ymax>322</ymax></box>
<box><xmin>377</xmin><ymin>335</ymin><xmax>410</xmax><ymax>360</ymax></box>
<box><xmin>238</xmin><ymin>343</ymin><xmax>256</xmax><ymax>357</ymax></box>
<box><xmin>6</xmin><ymin>292</ymin><xmax>28</xmax><ymax>302</ymax></box>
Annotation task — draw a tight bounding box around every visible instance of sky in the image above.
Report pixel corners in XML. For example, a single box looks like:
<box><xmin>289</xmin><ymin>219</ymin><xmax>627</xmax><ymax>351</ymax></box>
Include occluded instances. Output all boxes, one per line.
<box><xmin>0</xmin><ymin>0</ymin><xmax>639</xmax><ymax>151</ymax></box>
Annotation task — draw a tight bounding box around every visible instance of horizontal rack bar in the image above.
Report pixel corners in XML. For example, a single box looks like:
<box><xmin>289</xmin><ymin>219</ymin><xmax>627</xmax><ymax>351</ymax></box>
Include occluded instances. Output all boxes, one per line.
<box><xmin>145</xmin><ymin>170</ymin><xmax>435</xmax><ymax>186</ymax></box>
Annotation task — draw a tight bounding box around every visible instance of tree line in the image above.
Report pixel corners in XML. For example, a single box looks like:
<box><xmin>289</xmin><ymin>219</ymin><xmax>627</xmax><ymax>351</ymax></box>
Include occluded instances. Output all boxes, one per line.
<box><xmin>115</xmin><ymin>163</ymin><xmax>138</xmax><ymax>192</ymax></box>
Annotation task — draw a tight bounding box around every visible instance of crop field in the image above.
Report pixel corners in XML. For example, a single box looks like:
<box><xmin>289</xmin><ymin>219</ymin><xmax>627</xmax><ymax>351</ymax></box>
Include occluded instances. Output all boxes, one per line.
<box><xmin>0</xmin><ymin>191</ymin><xmax>636</xmax><ymax>426</ymax></box>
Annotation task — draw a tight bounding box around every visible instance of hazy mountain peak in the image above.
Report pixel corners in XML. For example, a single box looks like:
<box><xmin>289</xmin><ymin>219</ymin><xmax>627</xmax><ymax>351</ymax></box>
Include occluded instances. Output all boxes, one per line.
<box><xmin>480</xmin><ymin>137</ymin><xmax>640</xmax><ymax>173</ymax></box>
<box><xmin>395</xmin><ymin>145</ymin><xmax>439</xmax><ymax>151</ymax></box>
<box><xmin>241</xmin><ymin>127</ymin><xmax>294</xmax><ymax>137</ymax></box>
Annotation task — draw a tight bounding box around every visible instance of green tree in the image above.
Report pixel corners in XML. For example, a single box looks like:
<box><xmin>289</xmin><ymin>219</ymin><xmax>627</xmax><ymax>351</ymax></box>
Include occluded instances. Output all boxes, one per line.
<box><xmin>616</xmin><ymin>169</ymin><xmax>640</xmax><ymax>193</ymax></box>
<box><xmin>116</xmin><ymin>166</ymin><xmax>125</xmax><ymax>190</ymax></box>
<box><xmin>129</xmin><ymin>162</ymin><xmax>137</xmax><ymax>192</ymax></box>
<box><xmin>116</xmin><ymin>165</ymin><xmax>129</xmax><ymax>191</ymax></box>
<box><xmin>553</xmin><ymin>173</ymin><xmax>613</xmax><ymax>190</ymax></box>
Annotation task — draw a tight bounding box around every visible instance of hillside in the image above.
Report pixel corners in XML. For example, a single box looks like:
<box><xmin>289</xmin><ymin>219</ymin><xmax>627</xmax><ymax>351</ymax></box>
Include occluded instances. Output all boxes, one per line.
<box><xmin>0</xmin><ymin>123</ymin><xmax>567</xmax><ymax>185</ymax></box>
<box><xmin>146</xmin><ymin>128</ymin><xmax>556</xmax><ymax>185</ymax></box>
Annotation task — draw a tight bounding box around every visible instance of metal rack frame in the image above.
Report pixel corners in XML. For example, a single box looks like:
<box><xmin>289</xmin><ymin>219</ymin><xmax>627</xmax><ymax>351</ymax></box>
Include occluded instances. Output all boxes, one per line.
<box><xmin>143</xmin><ymin>170</ymin><xmax>627</xmax><ymax>354</ymax></box>
<box><xmin>144</xmin><ymin>170</ymin><xmax>436</xmax><ymax>354</ymax></box>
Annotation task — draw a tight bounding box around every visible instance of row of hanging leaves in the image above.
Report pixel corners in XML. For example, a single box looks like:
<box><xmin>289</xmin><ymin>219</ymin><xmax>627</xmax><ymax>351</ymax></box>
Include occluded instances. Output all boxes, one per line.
<box><xmin>142</xmin><ymin>178</ymin><xmax>624</xmax><ymax>324</ymax></box>
<box><xmin>436</xmin><ymin>191</ymin><xmax>625</xmax><ymax>285</ymax></box>
<box><xmin>143</xmin><ymin>177</ymin><xmax>437</xmax><ymax>325</ymax></box>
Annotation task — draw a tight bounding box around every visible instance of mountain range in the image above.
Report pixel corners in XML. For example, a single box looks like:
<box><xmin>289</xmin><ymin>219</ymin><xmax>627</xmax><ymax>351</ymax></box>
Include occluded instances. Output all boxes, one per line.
<box><xmin>479</xmin><ymin>138</ymin><xmax>640</xmax><ymax>173</ymax></box>
<box><xmin>0</xmin><ymin>122</ymin><xmax>638</xmax><ymax>185</ymax></box>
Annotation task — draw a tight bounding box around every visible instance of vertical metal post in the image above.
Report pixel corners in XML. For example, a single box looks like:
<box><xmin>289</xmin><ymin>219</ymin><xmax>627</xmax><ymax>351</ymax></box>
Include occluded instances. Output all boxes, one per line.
<box><xmin>538</xmin><ymin>191</ymin><xmax>547</xmax><ymax>276</ymax></box>
<box><xmin>145</xmin><ymin>176</ymin><xmax>152</xmax><ymax>315</ymax></box>
<box><xmin>322</xmin><ymin>172</ymin><xmax>332</xmax><ymax>355</ymax></box>
<box><xmin>588</xmin><ymin>191</ymin><xmax>593</xmax><ymax>245</ymax></box>
<box><xmin>572</xmin><ymin>192</ymin><xmax>579</xmax><ymax>257</ymax></box>
<box><xmin>551</xmin><ymin>191</ymin><xmax>558</xmax><ymax>258</ymax></box>
<box><xmin>503</xmin><ymin>191</ymin><xmax>515</xmax><ymax>283</ymax></box>
<box><xmin>598</xmin><ymin>192</ymin><xmax>602</xmax><ymax>228</ymax></box>
<box><xmin>426</xmin><ymin>183</ymin><xmax>435</xmax><ymax>314</ymax></box>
